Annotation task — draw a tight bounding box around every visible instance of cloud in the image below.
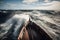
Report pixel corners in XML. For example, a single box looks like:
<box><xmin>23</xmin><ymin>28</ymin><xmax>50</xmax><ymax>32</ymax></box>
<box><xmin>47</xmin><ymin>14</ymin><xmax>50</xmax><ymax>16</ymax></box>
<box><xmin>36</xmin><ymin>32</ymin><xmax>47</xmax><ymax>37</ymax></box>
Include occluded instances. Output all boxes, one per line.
<box><xmin>34</xmin><ymin>1</ymin><xmax>60</xmax><ymax>10</ymax></box>
<box><xmin>22</xmin><ymin>0</ymin><xmax>38</xmax><ymax>4</ymax></box>
<box><xmin>0</xmin><ymin>1</ymin><xmax>60</xmax><ymax>10</ymax></box>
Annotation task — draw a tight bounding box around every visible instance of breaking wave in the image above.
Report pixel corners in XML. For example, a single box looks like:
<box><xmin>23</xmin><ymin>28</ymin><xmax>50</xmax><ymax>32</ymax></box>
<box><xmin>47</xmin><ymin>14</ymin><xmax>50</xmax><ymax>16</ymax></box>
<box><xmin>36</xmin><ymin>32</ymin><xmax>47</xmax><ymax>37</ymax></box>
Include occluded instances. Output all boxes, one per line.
<box><xmin>0</xmin><ymin>10</ymin><xmax>60</xmax><ymax>40</ymax></box>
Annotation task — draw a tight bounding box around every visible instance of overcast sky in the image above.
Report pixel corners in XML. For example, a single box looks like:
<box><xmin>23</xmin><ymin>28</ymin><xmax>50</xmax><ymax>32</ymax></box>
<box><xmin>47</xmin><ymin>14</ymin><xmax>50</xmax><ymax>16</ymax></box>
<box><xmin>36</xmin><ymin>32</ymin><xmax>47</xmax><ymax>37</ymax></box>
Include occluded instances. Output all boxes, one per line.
<box><xmin>0</xmin><ymin>0</ymin><xmax>60</xmax><ymax>10</ymax></box>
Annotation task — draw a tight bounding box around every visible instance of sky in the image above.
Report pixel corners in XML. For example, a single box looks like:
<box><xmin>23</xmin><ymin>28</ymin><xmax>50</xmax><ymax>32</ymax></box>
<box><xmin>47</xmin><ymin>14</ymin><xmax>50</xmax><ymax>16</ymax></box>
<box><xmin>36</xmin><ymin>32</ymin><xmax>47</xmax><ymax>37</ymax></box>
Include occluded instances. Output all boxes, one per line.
<box><xmin>0</xmin><ymin>0</ymin><xmax>60</xmax><ymax>10</ymax></box>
